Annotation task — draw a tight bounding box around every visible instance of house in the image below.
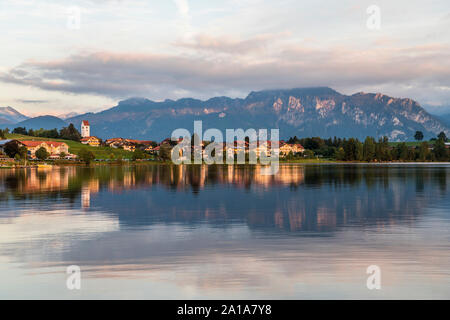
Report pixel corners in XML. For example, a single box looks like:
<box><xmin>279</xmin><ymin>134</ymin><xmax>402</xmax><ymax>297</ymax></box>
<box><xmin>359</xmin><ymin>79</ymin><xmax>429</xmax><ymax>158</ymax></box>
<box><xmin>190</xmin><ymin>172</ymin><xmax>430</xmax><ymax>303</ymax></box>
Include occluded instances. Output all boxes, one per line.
<box><xmin>79</xmin><ymin>120</ymin><xmax>101</xmax><ymax>147</ymax></box>
<box><xmin>126</xmin><ymin>139</ymin><xmax>155</xmax><ymax>146</ymax></box>
<box><xmin>253</xmin><ymin>141</ymin><xmax>273</xmax><ymax>157</ymax></box>
<box><xmin>445</xmin><ymin>142</ymin><xmax>450</xmax><ymax>149</ymax></box>
<box><xmin>81</xmin><ymin>120</ymin><xmax>90</xmax><ymax>138</ymax></box>
<box><xmin>81</xmin><ymin>136</ymin><xmax>101</xmax><ymax>147</ymax></box>
<box><xmin>290</xmin><ymin>143</ymin><xmax>305</xmax><ymax>153</ymax></box>
<box><xmin>105</xmin><ymin>138</ymin><xmax>123</xmax><ymax>146</ymax></box>
<box><xmin>105</xmin><ymin>138</ymin><xmax>155</xmax><ymax>151</ymax></box>
<box><xmin>105</xmin><ymin>139</ymin><xmax>122</xmax><ymax>149</ymax></box>
<box><xmin>20</xmin><ymin>141</ymin><xmax>69</xmax><ymax>159</ymax></box>
<box><xmin>122</xmin><ymin>144</ymin><xmax>135</xmax><ymax>152</ymax></box>
<box><xmin>279</xmin><ymin>143</ymin><xmax>305</xmax><ymax>156</ymax></box>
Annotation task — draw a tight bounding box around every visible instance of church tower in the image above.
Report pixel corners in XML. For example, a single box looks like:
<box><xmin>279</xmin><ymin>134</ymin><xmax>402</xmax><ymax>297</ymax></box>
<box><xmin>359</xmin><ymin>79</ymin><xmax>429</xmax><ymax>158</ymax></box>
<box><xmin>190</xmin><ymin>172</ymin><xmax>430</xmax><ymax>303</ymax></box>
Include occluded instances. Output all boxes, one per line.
<box><xmin>81</xmin><ymin>120</ymin><xmax>90</xmax><ymax>138</ymax></box>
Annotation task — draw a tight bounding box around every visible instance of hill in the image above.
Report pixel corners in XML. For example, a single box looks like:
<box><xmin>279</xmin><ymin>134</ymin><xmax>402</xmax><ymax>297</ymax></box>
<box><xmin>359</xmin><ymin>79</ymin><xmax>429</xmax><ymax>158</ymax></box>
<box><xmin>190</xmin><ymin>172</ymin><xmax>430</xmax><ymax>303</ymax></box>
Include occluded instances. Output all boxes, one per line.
<box><xmin>5</xmin><ymin>133</ymin><xmax>134</xmax><ymax>160</ymax></box>
<box><xmin>15</xmin><ymin>115</ymin><xmax>67</xmax><ymax>130</ymax></box>
<box><xmin>68</xmin><ymin>87</ymin><xmax>450</xmax><ymax>142</ymax></box>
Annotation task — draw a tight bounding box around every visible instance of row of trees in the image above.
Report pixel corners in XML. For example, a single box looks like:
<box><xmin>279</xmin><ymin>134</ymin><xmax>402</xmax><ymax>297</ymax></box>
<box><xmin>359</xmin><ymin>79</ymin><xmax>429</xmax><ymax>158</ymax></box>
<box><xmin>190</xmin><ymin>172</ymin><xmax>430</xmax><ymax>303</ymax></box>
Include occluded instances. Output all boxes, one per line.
<box><xmin>414</xmin><ymin>130</ymin><xmax>448</xmax><ymax>142</ymax></box>
<box><xmin>11</xmin><ymin>124</ymin><xmax>82</xmax><ymax>141</ymax></box>
<box><xmin>335</xmin><ymin>137</ymin><xmax>449</xmax><ymax>161</ymax></box>
<box><xmin>288</xmin><ymin>132</ymin><xmax>449</xmax><ymax>162</ymax></box>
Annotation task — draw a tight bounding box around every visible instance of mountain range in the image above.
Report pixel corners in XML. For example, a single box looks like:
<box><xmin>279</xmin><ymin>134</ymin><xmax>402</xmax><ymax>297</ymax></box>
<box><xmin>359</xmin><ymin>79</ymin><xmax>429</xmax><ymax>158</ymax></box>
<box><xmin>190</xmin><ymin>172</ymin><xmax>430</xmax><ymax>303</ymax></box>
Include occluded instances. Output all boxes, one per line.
<box><xmin>14</xmin><ymin>115</ymin><xmax>68</xmax><ymax>130</ymax></box>
<box><xmin>2</xmin><ymin>87</ymin><xmax>450</xmax><ymax>141</ymax></box>
<box><xmin>438</xmin><ymin>114</ymin><xmax>450</xmax><ymax>127</ymax></box>
<box><xmin>0</xmin><ymin>106</ymin><xmax>29</xmax><ymax>124</ymax></box>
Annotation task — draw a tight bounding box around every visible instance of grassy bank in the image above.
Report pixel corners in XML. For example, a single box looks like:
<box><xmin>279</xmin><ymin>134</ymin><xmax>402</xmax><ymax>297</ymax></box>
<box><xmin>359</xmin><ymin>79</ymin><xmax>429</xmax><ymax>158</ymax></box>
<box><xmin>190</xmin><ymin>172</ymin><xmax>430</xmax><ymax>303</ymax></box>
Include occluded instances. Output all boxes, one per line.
<box><xmin>279</xmin><ymin>158</ymin><xmax>336</xmax><ymax>163</ymax></box>
<box><xmin>5</xmin><ymin>133</ymin><xmax>134</xmax><ymax>159</ymax></box>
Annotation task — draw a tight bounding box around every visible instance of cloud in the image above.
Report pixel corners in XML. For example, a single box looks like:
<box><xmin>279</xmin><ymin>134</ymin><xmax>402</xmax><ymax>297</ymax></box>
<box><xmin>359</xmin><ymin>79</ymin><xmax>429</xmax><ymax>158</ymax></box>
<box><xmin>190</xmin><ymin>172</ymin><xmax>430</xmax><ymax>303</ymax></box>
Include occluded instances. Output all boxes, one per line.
<box><xmin>175</xmin><ymin>32</ymin><xmax>290</xmax><ymax>55</ymax></box>
<box><xmin>1</xmin><ymin>41</ymin><xmax>450</xmax><ymax>104</ymax></box>
<box><xmin>16</xmin><ymin>99</ymin><xmax>50</xmax><ymax>104</ymax></box>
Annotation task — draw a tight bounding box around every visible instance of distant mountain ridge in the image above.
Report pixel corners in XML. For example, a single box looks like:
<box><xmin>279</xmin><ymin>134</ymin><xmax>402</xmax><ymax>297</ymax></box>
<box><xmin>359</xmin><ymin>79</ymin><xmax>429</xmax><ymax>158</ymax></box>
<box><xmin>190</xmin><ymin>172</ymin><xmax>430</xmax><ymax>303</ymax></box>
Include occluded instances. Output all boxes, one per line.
<box><xmin>439</xmin><ymin>113</ymin><xmax>450</xmax><ymax>127</ymax></box>
<box><xmin>2</xmin><ymin>88</ymin><xmax>449</xmax><ymax>141</ymax></box>
<box><xmin>0</xmin><ymin>106</ymin><xmax>29</xmax><ymax>124</ymax></box>
<box><xmin>15</xmin><ymin>115</ymin><xmax>68</xmax><ymax>130</ymax></box>
<box><xmin>67</xmin><ymin>87</ymin><xmax>450</xmax><ymax>141</ymax></box>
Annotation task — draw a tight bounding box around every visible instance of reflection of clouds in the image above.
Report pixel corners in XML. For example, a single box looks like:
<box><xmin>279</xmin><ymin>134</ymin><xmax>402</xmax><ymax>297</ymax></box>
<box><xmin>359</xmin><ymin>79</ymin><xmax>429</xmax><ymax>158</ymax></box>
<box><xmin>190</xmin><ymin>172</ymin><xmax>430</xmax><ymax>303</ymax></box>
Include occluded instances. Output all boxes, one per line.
<box><xmin>0</xmin><ymin>210</ymin><xmax>119</xmax><ymax>262</ymax></box>
<box><xmin>18</xmin><ymin>223</ymin><xmax>448</xmax><ymax>299</ymax></box>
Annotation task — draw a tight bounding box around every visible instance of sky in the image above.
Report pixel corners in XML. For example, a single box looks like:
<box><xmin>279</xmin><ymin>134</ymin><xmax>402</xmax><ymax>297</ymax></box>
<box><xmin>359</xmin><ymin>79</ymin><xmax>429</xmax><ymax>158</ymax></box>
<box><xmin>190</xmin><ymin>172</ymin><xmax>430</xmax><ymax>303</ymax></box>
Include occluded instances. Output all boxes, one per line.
<box><xmin>0</xmin><ymin>0</ymin><xmax>449</xmax><ymax>117</ymax></box>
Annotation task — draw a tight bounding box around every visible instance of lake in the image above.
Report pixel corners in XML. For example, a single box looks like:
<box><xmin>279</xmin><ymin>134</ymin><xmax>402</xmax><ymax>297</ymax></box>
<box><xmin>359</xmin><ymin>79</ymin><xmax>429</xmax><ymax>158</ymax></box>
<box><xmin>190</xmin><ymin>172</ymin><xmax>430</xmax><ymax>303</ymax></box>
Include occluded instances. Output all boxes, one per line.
<box><xmin>0</xmin><ymin>164</ymin><xmax>449</xmax><ymax>299</ymax></box>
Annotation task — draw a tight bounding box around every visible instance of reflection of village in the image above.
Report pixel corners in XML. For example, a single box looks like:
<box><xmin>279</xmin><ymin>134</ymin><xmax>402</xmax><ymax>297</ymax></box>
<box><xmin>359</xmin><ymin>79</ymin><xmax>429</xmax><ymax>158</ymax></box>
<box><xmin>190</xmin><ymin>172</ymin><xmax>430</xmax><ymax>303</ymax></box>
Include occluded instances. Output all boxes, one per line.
<box><xmin>0</xmin><ymin>165</ymin><xmax>445</xmax><ymax>232</ymax></box>
<box><xmin>0</xmin><ymin>165</ymin><xmax>305</xmax><ymax>191</ymax></box>
<box><xmin>0</xmin><ymin>165</ymin><xmax>304</xmax><ymax>206</ymax></box>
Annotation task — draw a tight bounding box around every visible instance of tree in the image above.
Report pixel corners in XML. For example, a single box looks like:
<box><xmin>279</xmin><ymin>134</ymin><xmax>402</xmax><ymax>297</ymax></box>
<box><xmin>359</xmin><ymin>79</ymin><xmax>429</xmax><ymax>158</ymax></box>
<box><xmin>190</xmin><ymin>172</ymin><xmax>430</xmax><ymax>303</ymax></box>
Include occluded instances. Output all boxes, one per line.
<box><xmin>35</xmin><ymin>147</ymin><xmax>50</xmax><ymax>160</ymax></box>
<box><xmin>343</xmin><ymin>138</ymin><xmax>363</xmax><ymax>161</ymax></box>
<box><xmin>109</xmin><ymin>153</ymin><xmax>115</xmax><ymax>161</ymax></box>
<box><xmin>59</xmin><ymin>123</ymin><xmax>81</xmax><ymax>142</ymax></box>
<box><xmin>375</xmin><ymin>136</ymin><xmax>390</xmax><ymax>161</ymax></box>
<box><xmin>395</xmin><ymin>143</ymin><xmax>409</xmax><ymax>161</ymax></box>
<box><xmin>303</xmin><ymin>149</ymin><xmax>315</xmax><ymax>159</ymax></box>
<box><xmin>363</xmin><ymin>137</ymin><xmax>376</xmax><ymax>161</ymax></box>
<box><xmin>132</xmin><ymin>149</ymin><xmax>145</xmax><ymax>161</ymax></box>
<box><xmin>12</xmin><ymin>127</ymin><xmax>27</xmax><ymax>135</ymax></box>
<box><xmin>414</xmin><ymin>131</ymin><xmax>424</xmax><ymax>141</ymax></box>
<box><xmin>59</xmin><ymin>152</ymin><xmax>67</xmax><ymax>159</ymax></box>
<box><xmin>18</xmin><ymin>146</ymin><xmax>28</xmax><ymax>159</ymax></box>
<box><xmin>12</xmin><ymin>145</ymin><xmax>28</xmax><ymax>163</ymax></box>
<box><xmin>4</xmin><ymin>141</ymin><xmax>20</xmax><ymax>158</ymax></box>
<box><xmin>0</xmin><ymin>129</ymin><xmax>5</xmax><ymax>139</ymax></box>
<box><xmin>78</xmin><ymin>148</ymin><xmax>95</xmax><ymax>164</ymax></box>
<box><xmin>417</xmin><ymin>142</ymin><xmax>430</xmax><ymax>161</ymax></box>
<box><xmin>437</xmin><ymin>131</ymin><xmax>447</xmax><ymax>142</ymax></box>
<box><xmin>433</xmin><ymin>138</ymin><xmax>447</xmax><ymax>160</ymax></box>
<box><xmin>335</xmin><ymin>147</ymin><xmax>345</xmax><ymax>160</ymax></box>
<box><xmin>159</xmin><ymin>143</ymin><xmax>172</xmax><ymax>161</ymax></box>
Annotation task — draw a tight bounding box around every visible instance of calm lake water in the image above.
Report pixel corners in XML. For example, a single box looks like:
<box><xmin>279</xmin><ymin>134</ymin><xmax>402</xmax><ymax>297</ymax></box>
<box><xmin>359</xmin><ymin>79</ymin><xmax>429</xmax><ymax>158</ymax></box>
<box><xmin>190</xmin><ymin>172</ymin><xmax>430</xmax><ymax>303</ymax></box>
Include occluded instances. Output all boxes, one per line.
<box><xmin>0</xmin><ymin>164</ymin><xmax>449</xmax><ymax>299</ymax></box>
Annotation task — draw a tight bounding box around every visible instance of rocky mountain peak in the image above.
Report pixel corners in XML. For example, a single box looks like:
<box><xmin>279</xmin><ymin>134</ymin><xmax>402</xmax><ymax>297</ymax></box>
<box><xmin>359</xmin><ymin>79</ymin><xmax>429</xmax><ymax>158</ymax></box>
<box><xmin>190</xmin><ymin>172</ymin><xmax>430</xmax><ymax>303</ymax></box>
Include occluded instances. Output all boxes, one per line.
<box><xmin>65</xmin><ymin>87</ymin><xmax>449</xmax><ymax>141</ymax></box>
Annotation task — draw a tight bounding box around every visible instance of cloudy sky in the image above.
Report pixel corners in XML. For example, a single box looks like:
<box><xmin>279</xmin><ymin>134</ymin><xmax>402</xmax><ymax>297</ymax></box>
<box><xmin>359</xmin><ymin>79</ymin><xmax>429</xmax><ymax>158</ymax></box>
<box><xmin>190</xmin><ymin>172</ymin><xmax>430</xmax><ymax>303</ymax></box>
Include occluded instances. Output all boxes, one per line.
<box><xmin>0</xmin><ymin>0</ymin><xmax>449</xmax><ymax>116</ymax></box>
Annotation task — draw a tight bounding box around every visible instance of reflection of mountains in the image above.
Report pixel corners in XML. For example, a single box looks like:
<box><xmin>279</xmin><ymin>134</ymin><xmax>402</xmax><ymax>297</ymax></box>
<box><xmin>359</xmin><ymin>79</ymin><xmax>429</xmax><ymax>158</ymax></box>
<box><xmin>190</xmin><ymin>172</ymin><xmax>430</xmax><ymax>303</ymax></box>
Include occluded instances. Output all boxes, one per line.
<box><xmin>0</xmin><ymin>165</ymin><xmax>448</xmax><ymax>233</ymax></box>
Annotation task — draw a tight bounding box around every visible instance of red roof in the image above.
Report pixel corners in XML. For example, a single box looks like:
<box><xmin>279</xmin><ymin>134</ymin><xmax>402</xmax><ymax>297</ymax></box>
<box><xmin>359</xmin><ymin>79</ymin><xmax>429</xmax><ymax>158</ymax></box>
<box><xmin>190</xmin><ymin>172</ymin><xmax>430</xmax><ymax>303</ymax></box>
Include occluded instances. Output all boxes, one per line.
<box><xmin>20</xmin><ymin>141</ymin><xmax>67</xmax><ymax>147</ymax></box>
<box><xmin>82</xmin><ymin>120</ymin><xmax>90</xmax><ymax>126</ymax></box>
<box><xmin>80</xmin><ymin>136</ymin><xmax>100</xmax><ymax>142</ymax></box>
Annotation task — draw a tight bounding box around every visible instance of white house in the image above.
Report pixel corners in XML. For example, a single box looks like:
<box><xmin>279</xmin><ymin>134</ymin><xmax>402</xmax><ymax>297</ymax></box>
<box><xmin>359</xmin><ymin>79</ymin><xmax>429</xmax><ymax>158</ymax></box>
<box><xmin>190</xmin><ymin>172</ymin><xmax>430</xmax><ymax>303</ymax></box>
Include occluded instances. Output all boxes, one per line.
<box><xmin>81</xmin><ymin>120</ymin><xmax>90</xmax><ymax>138</ymax></box>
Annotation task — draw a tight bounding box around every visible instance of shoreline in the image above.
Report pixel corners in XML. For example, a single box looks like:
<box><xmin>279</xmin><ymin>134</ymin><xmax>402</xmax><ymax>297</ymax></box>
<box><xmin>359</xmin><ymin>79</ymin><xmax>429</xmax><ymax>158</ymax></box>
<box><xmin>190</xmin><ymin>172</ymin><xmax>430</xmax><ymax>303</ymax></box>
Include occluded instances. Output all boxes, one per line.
<box><xmin>2</xmin><ymin>160</ymin><xmax>450</xmax><ymax>169</ymax></box>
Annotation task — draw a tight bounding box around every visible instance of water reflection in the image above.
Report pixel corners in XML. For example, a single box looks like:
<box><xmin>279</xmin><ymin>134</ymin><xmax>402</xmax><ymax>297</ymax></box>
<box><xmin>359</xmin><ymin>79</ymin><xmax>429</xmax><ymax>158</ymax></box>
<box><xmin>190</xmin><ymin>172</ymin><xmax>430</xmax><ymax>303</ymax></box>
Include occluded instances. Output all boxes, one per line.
<box><xmin>0</xmin><ymin>164</ymin><xmax>449</xmax><ymax>299</ymax></box>
<box><xmin>1</xmin><ymin>165</ymin><xmax>448</xmax><ymax>234</ymax></box>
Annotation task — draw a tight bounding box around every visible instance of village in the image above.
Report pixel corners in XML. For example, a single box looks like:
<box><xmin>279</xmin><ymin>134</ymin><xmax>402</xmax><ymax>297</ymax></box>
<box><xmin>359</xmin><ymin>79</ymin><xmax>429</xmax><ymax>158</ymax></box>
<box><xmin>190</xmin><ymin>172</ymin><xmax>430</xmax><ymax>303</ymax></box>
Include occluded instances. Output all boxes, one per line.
<box><xmin>0</xmin><ymin>120</ymin><xmax>306</xmax><ymax>162</ymax></box>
